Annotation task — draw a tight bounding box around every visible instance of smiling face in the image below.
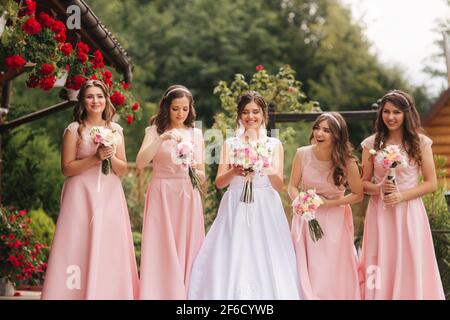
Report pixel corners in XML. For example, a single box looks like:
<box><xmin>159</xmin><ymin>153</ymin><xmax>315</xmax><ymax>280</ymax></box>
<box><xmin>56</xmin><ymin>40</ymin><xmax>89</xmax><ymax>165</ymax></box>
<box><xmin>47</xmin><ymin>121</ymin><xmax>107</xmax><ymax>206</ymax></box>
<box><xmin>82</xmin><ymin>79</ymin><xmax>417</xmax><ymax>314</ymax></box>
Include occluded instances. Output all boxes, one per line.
<box><xmin>382</xmin><ymin>101</ymin><xmax>405</xmax><ymax>132</ymax></box>
<box><xmin>239</xmin><ymin>101</ymin><xmax>264</xmax><ymax>131</ymax></box>
<box><xmin>83</xmin><ymin>86</ymin><xmax>106</xmax><ymax>116</ymax></box>
<box><xmin>312</xmin><ymin>119</ymin><xmax>334</xmax><ymax>148</ymax></box>
<box><xmin>169</xmin><ymin>96</ymin><xmax>190</xmax><ymax>127</ymax></box>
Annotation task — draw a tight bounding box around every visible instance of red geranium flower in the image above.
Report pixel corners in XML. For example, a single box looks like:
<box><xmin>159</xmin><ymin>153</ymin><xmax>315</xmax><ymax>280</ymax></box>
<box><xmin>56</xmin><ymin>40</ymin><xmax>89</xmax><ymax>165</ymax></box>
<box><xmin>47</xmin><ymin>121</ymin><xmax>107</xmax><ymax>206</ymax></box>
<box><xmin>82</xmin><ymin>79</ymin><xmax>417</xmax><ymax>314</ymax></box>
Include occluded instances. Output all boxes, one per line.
<box><xmin>22</xmin><ymin>17</ymin><xmax>41</xmax><ymax>35</ymax></box>
<box><xmin>38</xmin><ymin>12</ymin><xmax>55</xmax><ymax>29</ymax></box>
<box><xmin>40</xmin><ymin>64</ymin><xmax>55</xmax><ymax>76</ymax></box>
<box><xmin>77</xmin><ymin>51</ymin><xmax>88</xmax><ymax>63</ymax></box>
<box><xmin>111</xmin><ymin>91</ymin><xmax>125</xmax><ymax>107</ymax></box>
<box><xmin>6</xmin><ymin>55</ymin><xmax>26</xmax><ymax>71</ymax></box>
<box><xmin>51</xmin><ymin>20</ymin><xmax>66</xmax><ymax>35</ymax></box>
<box><xmin>19</xmin><ymin>209</ymin><xmax>27</xmax><ymax>217</ymax></box>
<box><xmin>22</xmin><ymin>0</ymin><xmax>36</xmax><ymax>16</ymax></box>
<box><xmin>66</xmin><ymin>75</ymin><xmax>87</xmax><ymax>90</ymax></box>
<box><xmin>77</xmin><ymin>41</ymin><xmax>90</xmax><ymax>54</ymax></box>
<box><xmin>256</xmin><ymin>64</ymin><xmax>264</xmax><ymax>71</ymax></box>
<box><xmin>121</xmin><ymin>82</ymin><xmax>130</xmax><ymax>90</ymax></box>
<box><xmin>60</xmin><ymin>43</ymin><xmax>73</xmax><ymax>56</ymax></box>
<box><xmin>102</xmin><ymin>70</ymin><xmax>113</xmax><ymax>88</ymax></box>
<box><xmin>127</xmin><ymin>114</ymin><xmax>134</xmax><ymax>125</ymax></box>
<box><xmin>91</xmin><ymin>50</ymin><xmax>105</xmax><ymax>69</ymax></box>
<box><xmin>26</xmin><ymin>75</ymin><xmax>40</xmax><ymax>88</ymax></box>
<box><xmin>132</xmin><ymin>102</ymin><xmax>140</xmax><ymax>111</ymax></box>
<box><xmin>39</xmin><ymin>76</ymin><xmax>56</xmax><ymax>91</ymax></box>
<box><xmin>54</xmin><ymin>32</ymin><xmax>66</xmax><ymax>43</ymax></box>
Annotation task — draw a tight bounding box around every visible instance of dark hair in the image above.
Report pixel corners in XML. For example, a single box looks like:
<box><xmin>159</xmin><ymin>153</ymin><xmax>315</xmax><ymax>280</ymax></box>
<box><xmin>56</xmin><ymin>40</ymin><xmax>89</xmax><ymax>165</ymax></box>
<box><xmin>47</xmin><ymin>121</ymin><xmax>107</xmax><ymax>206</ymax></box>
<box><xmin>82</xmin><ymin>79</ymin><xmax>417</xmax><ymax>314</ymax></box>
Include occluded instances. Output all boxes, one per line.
<box><xmin>73</xmin><ymin>80</ymin><xmax>115</xmax><ymax>140</ymax></box>
<box><xmin>236</xmin><ymin>91</ymin><xmax>268</xmax><ymax>127</ymax></box>
<box><xmin>309</xmin><ymin>112</ymin><xmax>357</xmax><ymax>187</ymax></box>
<box><xmin>150</xmin><ymin>84</ymin><xmax>196</xmax><ymax>135</ymax></box>
<box><xmin>373</xmin><ymin>89</ymin><xmax>423</xmax><ymax>166</ymax></box>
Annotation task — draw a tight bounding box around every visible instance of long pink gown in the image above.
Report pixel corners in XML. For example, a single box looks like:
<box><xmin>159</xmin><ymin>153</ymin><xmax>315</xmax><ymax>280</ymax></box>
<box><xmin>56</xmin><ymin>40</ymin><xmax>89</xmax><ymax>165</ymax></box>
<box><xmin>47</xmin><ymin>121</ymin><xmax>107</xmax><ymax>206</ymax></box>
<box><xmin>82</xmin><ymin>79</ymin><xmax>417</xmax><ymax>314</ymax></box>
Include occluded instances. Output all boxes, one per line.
<box><xmin>359</xmin><ymin>134</ymin><xmax>445</xmax><ymax>300</ymax></box>
<box><xmin>139</xmin><ymin>126</ymin><xmax>205</xmax><ymax>299</ymax></box>
<box><xmin>41</xmin><ymin>122</ymin><xmax>139</xmax><ymax>300</ymax></box>
<box><xmin>291</xmin><ymin>145</ymin><xmax>361</xmax><ymax>299</ymax></box>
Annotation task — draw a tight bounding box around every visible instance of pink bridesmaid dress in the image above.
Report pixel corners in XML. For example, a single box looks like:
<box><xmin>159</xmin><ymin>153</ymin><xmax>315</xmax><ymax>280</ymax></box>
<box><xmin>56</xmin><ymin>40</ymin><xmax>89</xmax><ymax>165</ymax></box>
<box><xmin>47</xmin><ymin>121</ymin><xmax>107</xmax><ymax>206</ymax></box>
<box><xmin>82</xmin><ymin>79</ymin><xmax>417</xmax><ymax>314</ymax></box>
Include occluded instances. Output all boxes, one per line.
<box><xmin>291</xmin><ymin>145</ymin><xmax>361</xmax><ymax>300</ymax></box>
<box><xmin>41</xmin><ymin>122</ymin><xmax>139</xmax><ymax>300</ymax></box>
<box><xmin>139</xmin><ymin>126</ymin><xmax>205</xmax><ymax>299</ymax></box>
<box><xmin>359</xmin><ymin>134</ymin><xmax>445</xmax><ymax>300</ymax></box>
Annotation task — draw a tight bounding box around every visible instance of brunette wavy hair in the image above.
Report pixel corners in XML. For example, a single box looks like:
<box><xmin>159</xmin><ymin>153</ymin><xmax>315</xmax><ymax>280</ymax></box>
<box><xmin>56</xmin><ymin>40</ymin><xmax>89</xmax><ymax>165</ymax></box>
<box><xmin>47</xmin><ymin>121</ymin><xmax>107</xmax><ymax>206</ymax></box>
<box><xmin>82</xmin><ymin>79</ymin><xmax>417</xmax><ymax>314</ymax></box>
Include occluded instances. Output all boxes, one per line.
<box><xmin>373</xmin><ymin>89</ymin><xmax>423</xmax><ymax>166</ymax></box>
<box><xmin>150</xmin><ymin>84</ymin><xmax>196</xmax><ymax>135</ymax></box>
<box><xmin>309</xmin><ymin>112</ymin><xmax>357</xmax><ymax>187</ymax></box>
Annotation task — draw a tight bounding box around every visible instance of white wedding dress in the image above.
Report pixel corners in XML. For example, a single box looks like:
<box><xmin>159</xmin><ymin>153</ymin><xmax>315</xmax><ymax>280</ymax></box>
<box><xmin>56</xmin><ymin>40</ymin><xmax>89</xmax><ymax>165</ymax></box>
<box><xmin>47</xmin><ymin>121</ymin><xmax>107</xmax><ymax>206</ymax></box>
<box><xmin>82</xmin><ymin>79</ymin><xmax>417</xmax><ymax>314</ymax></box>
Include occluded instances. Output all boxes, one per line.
<box><xmin>188</xmin><ymin>137</ymin><xmax>302</xmax><ymax>300</ymax></box>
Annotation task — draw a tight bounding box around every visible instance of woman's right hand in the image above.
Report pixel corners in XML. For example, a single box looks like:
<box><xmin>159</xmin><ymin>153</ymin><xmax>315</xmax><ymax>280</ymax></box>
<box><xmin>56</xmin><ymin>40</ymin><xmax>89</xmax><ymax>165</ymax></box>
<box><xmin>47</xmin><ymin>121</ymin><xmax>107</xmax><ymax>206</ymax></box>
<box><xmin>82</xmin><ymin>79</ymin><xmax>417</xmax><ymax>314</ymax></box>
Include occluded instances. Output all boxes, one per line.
<box><xmin>160</xmin><ymin>129</ymin><xmax>182</xmax><ymax>142</ymax></box>
<box><xmin>231</xmin><ymin>165</ymin><xmax>252</xmax><ymax>177</ymax></box>
<box><xmin>96</xmin><ymin>145</ymin><xmax>114</xmax><ymax>161</ymax></box>
<box><xmin>381</xmin><ymin>179</ymin><xmax>397</xmax><ymax>194</ymax></box>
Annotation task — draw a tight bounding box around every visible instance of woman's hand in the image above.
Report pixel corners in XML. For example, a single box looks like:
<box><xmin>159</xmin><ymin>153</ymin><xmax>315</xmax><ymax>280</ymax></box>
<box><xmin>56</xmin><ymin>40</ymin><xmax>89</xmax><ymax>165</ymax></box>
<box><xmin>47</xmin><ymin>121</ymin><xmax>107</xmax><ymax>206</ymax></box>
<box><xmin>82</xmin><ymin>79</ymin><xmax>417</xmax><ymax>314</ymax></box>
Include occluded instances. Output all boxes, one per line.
<box><xmin>96</xmin><ymin>145</ymin><xmax>114</xmax><ymax>160</ymax></box>
<box><xmin>383</xmin><ymin>191</ymin><xmax>404</xmax><ymax>205</ymax></box>
<box><xmin>231</xmin><ymin>164</ymin><xmax>253</xmax><ymax>177</ymax></box>
<box><xmin>381</xmin><ymin>179</ymin><xmax>397</xmax><ymax>194</ymax></box>
<box><xmin>160</xmin><ymin>129</ymin><xmax>182</xmax><ymax>142</ymax></box>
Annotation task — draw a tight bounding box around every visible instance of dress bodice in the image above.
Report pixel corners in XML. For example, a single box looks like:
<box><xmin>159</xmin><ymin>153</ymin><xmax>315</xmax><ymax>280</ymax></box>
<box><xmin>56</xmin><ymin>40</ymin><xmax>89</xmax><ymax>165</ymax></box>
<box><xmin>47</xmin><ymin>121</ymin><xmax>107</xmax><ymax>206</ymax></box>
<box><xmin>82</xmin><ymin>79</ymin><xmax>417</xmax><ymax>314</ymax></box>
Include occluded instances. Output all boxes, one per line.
<box><xmin>64</xmin><ymin>121</ymin><xmax>123</xmax><ymax>160</ymax></box>
<box><xmin>361</xmin><ymin>134</ymin><xmax>432</xmax><ymax>190</ymax></box>
<box><xmin>297</xmin><ymin>145</ymin><xmax>346</xmax><ymax>199</ymax></box>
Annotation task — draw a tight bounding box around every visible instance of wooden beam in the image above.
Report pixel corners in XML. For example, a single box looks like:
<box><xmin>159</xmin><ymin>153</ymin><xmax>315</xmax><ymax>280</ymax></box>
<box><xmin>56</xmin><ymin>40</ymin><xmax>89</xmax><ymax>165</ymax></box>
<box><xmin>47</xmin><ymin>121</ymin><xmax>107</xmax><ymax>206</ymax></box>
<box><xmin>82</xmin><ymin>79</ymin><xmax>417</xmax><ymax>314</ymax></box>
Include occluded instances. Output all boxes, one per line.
<box><xmin>424</xmin><ymin>126</ymin><xmax>450</xmax><ymax>135</ymax></box>
<box><xmin>0</xmin><ymin>100</ymin><xmax>76</xmax><ymax>132</ymax></box>
<box><xmin>269</xmin><ymin>110</ymin><xmax>377</xmax><ymax>123</ymax></box>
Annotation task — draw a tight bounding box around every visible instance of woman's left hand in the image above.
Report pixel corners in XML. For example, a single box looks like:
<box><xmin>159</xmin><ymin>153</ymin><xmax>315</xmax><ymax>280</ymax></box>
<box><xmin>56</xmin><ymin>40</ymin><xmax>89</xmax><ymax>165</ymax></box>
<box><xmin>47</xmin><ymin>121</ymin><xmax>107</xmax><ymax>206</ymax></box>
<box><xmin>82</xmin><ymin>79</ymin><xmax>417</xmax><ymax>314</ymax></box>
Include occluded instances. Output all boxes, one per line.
<box><xmin>318</xmin><ymin>195</ymin><xmax>330</xmax><ymax>207</ymax></box>
<box><xmin>383</xmin><ymin>192</ymin><xmax>404</xmax><ymax>205</ymax></box>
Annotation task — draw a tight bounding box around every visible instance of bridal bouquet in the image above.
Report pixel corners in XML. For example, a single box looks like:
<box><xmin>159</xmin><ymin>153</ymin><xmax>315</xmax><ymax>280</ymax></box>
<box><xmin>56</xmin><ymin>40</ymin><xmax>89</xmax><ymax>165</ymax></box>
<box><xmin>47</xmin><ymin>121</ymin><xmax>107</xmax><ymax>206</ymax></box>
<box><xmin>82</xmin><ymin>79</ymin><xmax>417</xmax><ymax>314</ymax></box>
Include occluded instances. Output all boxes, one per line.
<box><xmin>292</xmin><ymin>189</ymin><xmax>324</xmax><ymax>242</ymax></box>
<box><xmin>230</xmin><ymin>139</ymin><xmax>273</xmax><ymax>203</ymax></box>
<box><xmin>90</xmin><ymin>126</ymin><xmax>121</xmax><ymax>175</ymax></box>
<box><xmin>172</xmin><ymin>141</ymin><xmax>202</xmax><ymax>193</ymax></box>
<box><xmin>370</xmin><ymin>145</ymin><xmax>408</xmax><ymax>193</ymax></box>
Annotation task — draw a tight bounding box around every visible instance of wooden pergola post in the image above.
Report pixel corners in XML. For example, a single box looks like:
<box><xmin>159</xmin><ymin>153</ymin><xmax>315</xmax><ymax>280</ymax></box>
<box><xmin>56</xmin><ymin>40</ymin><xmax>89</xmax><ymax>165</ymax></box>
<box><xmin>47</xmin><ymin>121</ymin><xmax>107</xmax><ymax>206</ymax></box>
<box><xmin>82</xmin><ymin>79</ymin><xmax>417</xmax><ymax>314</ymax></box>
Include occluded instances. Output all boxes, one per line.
<box><xmin>0</xmin><ymin>80</ymin><xmax>12</xmax><ymax>204</ymax></box>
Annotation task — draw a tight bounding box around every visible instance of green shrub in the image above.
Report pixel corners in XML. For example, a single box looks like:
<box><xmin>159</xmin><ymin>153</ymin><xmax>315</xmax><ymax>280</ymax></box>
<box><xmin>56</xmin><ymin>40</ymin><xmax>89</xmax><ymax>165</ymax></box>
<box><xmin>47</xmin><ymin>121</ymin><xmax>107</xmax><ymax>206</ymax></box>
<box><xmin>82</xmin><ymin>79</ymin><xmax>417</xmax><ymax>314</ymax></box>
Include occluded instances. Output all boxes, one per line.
<box><xmin>424</xmin><ymin>155</ymin><xmax>450</xmax><ymax>297</ymax></box>
<box><xmin>28</xmin><ymin>209</ymin><xmax>55</xmax><ymax>248</ymax></box>
<box><xmin>2</xmin><ymin>126</ymin><xmax>64</xmax><ymax>221</ymax></box>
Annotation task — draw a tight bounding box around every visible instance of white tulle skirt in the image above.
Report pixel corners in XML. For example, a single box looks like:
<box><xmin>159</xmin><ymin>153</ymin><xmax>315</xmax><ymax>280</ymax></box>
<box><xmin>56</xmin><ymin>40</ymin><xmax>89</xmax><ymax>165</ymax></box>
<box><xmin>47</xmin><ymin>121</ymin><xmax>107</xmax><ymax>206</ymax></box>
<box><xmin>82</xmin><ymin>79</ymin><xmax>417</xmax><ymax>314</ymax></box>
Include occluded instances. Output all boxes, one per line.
<box><xmin>188</xmin><ymin>176</ymin><xmax>302</xmax><ymax>300</ymax></box>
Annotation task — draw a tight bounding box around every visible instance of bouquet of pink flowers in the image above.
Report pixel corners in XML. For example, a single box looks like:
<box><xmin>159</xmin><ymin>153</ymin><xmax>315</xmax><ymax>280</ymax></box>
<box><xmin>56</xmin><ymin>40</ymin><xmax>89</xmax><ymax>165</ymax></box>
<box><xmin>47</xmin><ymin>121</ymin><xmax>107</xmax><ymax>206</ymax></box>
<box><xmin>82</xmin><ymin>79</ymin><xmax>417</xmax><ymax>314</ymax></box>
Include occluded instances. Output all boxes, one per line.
<box><xmin>172</xmin><ymin>141</ymin><xmax>202</xmax><ymax>193</ymax></box>
<box><xmin>370</xmin><ymin>145</ymin><xmax>408</xmax><ymax>193</ymax></box>
<box><xmin>230</xmin><ymin>140</ymin><xmax>273</xmax><ymax>203</ymax></box>
<box><xmin>90</xmin><ymin>126</ymin><xmax>121</xmax><ymax>175</ymax></box>
<box><xmin>292</xmin><ymin>189</ymin><xmax>324</xmax><ymax>242</ymax></box>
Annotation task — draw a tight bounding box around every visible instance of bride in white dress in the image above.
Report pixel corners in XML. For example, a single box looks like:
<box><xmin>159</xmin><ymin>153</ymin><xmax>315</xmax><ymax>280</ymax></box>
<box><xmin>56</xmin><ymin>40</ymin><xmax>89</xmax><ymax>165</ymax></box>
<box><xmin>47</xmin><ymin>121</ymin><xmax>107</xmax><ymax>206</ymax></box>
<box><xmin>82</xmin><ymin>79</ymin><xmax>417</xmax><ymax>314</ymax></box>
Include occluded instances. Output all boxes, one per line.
<box><xmin>188</xmin><ymin>91</ymin><xmax>301</xmax><ymax>300</ymax></box>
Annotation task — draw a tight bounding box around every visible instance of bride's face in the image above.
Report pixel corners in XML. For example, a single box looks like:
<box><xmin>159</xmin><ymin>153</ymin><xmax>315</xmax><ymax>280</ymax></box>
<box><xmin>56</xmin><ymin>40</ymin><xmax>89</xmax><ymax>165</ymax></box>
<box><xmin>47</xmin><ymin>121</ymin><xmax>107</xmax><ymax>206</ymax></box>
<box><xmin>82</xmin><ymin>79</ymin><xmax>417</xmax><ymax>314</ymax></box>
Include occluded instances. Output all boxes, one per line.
<box><xmin>240</xmin><ymin>102</ymin><xmax>263</xmax><ymax>131</ymax></box>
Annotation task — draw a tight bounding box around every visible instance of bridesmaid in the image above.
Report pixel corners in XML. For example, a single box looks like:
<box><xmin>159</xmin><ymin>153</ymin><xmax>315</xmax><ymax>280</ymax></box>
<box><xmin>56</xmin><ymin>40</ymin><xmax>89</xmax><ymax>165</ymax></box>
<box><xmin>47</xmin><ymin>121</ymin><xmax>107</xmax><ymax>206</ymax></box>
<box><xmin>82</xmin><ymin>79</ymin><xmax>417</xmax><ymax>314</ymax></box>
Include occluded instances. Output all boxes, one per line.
<box><xmin>288</xmin><ymin>112</ymin><xmax>363</xmax><ymax>300</ymax></box>
<box><xmin>359</xmin><ymin>90</ymin><xmax>445</xmax><ymax>300</ymax></box>
<box><xmin>136</xmin><ymin>84</ymin><xmax>205</xmax><ymax>299</ymax></box>
<box><xmin>42</xmin><ymin>80</ymin><xmax>138</xmax><ymax>299</ymax></box>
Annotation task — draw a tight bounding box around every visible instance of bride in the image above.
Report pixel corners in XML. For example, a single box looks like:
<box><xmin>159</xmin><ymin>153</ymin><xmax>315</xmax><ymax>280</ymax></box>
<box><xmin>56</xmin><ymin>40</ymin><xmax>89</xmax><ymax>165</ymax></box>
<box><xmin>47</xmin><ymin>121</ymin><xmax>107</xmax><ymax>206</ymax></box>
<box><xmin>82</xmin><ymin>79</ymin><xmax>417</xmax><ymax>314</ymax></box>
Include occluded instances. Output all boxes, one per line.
<box><xmin>188</xmin><ymin>91</ymin><xmax>301</xmax><ymax>300</ymax></box>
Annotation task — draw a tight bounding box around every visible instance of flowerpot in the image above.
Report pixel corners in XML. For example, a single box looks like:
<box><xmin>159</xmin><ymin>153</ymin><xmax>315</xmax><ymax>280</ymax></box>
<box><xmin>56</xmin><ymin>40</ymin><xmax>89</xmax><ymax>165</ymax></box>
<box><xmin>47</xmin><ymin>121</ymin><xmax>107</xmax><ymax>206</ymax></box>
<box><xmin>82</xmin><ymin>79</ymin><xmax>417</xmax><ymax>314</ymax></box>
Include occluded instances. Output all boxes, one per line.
<box><xmin>53</xmin><ymin>70</ymin><xmax>68</xmax><ymax>88</ymax></box>
<box><xmin>67</xmin><ymin>88</ymin><xmax>79</xmax><ymax>101</ymax></box>
<box><xmin>0</xmin><ymin>277</ymin><xmax>15</xmax><ymax>296</ymax></box>
<box><xmin>0</xmin><ymin>12</ymin><xmax>7</xmax><ymax>37</ymax></box>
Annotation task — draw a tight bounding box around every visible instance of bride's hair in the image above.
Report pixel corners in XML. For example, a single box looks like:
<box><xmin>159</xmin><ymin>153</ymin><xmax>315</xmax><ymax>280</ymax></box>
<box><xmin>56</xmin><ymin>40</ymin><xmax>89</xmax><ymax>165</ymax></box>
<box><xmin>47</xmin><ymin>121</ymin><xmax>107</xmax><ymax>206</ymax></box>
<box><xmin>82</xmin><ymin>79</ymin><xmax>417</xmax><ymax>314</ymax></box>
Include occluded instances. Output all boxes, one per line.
<box><xmin>236</xmin><ymin>91</ymin><xmax>268</xmax><ymax>126</ymax></box>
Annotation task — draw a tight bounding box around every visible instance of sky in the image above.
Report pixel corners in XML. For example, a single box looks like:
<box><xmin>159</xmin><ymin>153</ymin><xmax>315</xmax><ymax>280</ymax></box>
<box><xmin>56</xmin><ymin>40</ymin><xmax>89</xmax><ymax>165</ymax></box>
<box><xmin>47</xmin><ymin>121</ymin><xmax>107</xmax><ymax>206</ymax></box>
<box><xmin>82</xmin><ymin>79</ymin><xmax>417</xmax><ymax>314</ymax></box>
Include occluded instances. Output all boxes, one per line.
<box><xmin>339</xmin><ymin>0</ymin><xmax>450</xmax><ymax>96</ymax></box>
